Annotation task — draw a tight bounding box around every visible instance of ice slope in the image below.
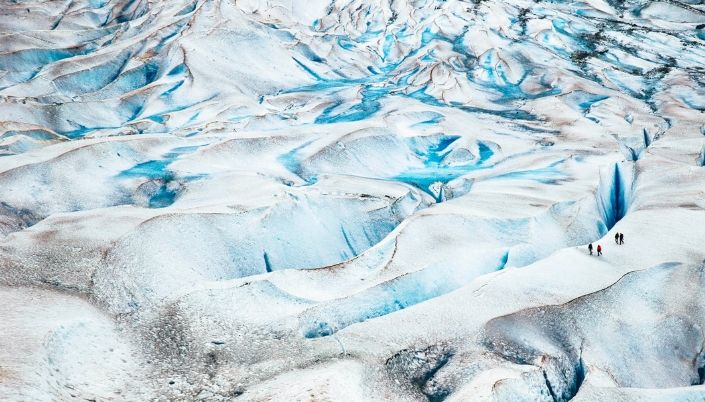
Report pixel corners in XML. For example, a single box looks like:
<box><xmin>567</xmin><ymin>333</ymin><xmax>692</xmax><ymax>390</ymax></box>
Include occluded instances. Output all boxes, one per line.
<box><xmin>0</xmin><ymin>286</ymin><xmax>151</xmax><ymax>401</ymax></box>
<box><xmin>1</xmin><ymin>0</ymin><xmax>705</xmax><ymax>400</ymax></box>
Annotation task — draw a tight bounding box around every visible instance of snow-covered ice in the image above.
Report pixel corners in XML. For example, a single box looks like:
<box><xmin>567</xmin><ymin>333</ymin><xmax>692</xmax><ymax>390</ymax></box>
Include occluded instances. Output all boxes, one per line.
<box><xmin>1</xmin><ymin>0</ymin><xmax>705</xmax><ymax>400</ymax></box>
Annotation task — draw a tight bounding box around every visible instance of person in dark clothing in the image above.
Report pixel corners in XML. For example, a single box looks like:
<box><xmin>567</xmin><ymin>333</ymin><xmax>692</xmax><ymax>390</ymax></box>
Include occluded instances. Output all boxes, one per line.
<box><xmin>597</xmin><ymin>244</ymin><xmax>602</xmax><ymax>256</ymax></box>
<box><xmin>588</xmin><ymin>243</ymin><xmax>593</xmax><ymax>255</ymax></box>
<box><xmin>615</xmin><ymin>232</ymin><xmax>619</xmax><ymax>244</ymax></box>
<box><xmin>619</xmin><ymin>233</ymin><xmax>624</xmax><ymax>244</ymax></box>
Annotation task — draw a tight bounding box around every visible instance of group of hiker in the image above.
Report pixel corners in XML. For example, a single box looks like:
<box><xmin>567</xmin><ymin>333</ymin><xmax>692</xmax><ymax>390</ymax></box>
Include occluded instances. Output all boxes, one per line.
<box><xmin>614</xmin><ymin>232</ymin><xmax>624</xmax><ymax>244</ymax></box>
<box><xmin>588</xmin><ymin>232</ymin><xmax>624</xmax><ymax>256</ymax></box>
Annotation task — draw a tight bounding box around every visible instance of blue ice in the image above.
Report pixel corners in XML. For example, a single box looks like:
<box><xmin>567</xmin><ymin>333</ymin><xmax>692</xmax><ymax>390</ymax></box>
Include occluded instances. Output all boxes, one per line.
<box><xmin>117</xmin><ymin>144</ymin><xmax>207</xmax><ymax>208</ymax></box>
<box><xmin>393</xmin><ymin>138</ymin><xmax>494</xmax><ymax>201</ymax></box>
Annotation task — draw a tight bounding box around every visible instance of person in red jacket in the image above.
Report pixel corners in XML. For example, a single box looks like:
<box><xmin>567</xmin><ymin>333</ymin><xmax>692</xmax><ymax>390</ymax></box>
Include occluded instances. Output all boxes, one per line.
<box><xmin>597</xmin><ymin>244</ymin><xmax>602</xmax><ymax>256</ymax></box>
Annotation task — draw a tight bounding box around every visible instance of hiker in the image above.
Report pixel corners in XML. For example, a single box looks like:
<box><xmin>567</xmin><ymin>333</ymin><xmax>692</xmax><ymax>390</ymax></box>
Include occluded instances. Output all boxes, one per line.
<box><xmin>619</xmin><ymin>233</ymin><xmax>624</xmax><ymax>245</ymax></box>
<box><xmin>614</xmin><ymin>232</ymin><xmax>619</xmax><ymax>244</ymax></box>
<box><xmin>597</xmin><ymin>244</ymin><xmax>602</xmax><ymax>256</ymax></box>
<box><xmin>588</xmin><ymin>243</ymin><xmax>593</xmax><ymax>255</ymax></box>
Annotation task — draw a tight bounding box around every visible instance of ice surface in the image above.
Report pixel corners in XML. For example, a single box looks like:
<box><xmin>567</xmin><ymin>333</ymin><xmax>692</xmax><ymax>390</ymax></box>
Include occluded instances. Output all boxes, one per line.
<box><xmin>1</xmin><ymin>0</ymin><xmax>705</xmax><ymax>400</ymax></box>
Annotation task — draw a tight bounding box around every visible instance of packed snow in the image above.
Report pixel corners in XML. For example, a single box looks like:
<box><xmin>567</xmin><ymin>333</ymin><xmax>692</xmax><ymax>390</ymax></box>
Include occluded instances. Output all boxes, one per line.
<box><xmin>1</xmin><ymin>0</ymin><xmax>705</xmax><ymax>400</ymax></box>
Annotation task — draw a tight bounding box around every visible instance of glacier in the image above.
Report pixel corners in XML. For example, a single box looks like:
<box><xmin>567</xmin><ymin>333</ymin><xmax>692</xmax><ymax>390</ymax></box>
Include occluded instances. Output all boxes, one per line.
<box><xmin>1</xmin><ymin>0</ymin><xmax>705</xmax><ymax>400</ymax></box>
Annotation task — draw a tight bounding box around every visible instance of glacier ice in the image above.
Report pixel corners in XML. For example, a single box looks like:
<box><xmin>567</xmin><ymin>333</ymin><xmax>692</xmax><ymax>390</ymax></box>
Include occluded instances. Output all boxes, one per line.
<box><xmin>2</xmin><ymin>0</ymin><xmax>705</xmax><ymax>400</ymax></box>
